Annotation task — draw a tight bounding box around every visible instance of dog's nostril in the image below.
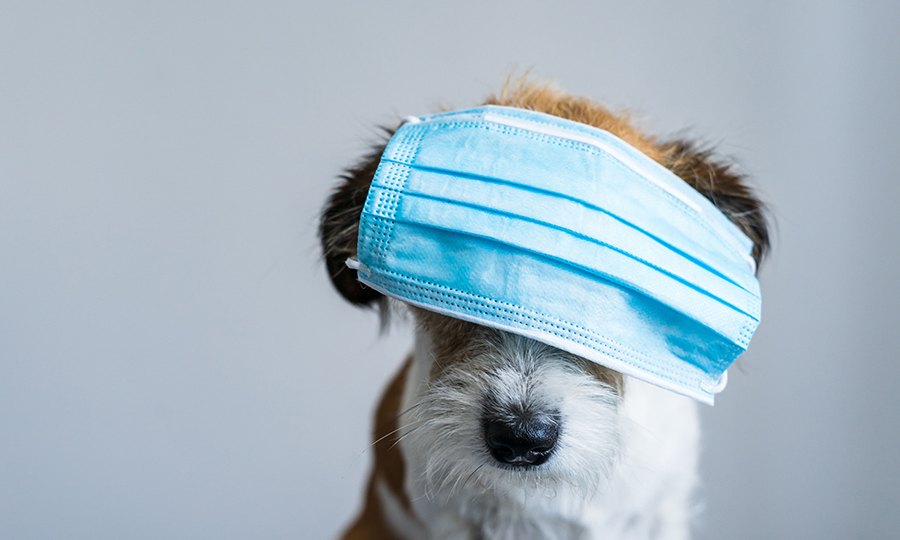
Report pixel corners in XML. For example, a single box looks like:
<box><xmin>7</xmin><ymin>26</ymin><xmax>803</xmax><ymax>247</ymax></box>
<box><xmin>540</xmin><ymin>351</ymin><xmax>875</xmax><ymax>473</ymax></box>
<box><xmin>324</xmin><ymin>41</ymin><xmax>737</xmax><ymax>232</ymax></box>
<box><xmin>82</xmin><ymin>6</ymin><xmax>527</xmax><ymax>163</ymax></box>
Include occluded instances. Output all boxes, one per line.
<box><xmin>483</xmin><ymin>415</ymin><xmax>560</xmax><ymax>466</ymax></box>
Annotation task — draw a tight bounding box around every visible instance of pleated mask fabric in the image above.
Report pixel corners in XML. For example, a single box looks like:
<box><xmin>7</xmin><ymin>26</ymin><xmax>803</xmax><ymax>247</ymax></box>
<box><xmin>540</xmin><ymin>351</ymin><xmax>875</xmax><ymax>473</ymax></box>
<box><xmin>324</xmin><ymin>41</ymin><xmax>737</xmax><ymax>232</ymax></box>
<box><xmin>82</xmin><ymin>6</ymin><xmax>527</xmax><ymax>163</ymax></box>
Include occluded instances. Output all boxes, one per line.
<box><xmin>347</xmin><ymin>106</ymin><xmax>761</xmax><ymax>404</ymax></box>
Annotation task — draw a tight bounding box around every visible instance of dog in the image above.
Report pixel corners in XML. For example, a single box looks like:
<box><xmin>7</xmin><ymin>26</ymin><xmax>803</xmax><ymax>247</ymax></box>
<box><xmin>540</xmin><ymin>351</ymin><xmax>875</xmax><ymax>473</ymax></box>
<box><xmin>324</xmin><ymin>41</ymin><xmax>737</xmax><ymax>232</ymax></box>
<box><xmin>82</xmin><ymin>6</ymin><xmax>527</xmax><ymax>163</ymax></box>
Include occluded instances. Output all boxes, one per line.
<box><xmin>319</xmin><ymin>79</ymin><xmax>768</xmax><ymax>540</ymax></box>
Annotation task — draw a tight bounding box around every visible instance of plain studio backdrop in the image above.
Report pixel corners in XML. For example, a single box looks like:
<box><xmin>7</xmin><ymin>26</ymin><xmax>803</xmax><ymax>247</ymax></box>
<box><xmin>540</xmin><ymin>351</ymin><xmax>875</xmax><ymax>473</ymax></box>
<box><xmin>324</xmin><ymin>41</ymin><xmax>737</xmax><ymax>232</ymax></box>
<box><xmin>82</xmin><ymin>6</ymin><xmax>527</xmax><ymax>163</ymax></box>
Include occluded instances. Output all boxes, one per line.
<box><xmin>2</xmin><ymin>1</ymin><xmax>898</xmax><ymax>539</ymax></box>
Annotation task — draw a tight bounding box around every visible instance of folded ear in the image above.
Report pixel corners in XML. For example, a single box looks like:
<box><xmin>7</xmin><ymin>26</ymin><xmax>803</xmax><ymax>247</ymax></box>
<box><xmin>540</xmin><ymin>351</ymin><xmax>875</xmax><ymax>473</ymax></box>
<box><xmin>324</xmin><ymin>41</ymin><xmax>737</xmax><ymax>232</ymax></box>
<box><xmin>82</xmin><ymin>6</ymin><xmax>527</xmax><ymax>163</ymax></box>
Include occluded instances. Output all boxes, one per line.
<box><xmin>319</xmin><ymin>128</ymin><xmax>395</xmax><ymax>306</ymax></box>
<box><xmin>659</xmin><ymin>139</ymin><xmax>770</xmax><ymax>270</ymax></box>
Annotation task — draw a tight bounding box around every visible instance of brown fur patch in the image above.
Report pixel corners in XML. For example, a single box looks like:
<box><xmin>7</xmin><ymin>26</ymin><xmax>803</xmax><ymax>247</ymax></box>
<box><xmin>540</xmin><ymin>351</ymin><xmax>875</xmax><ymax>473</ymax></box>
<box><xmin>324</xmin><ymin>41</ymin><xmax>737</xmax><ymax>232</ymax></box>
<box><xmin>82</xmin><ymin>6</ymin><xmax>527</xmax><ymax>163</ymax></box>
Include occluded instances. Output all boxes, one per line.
<box><xmin>484</xmin><ymin>78</ymin><xmax>665</xmax><ymax>164</ymax></box>
<box><xmin>574</xmin><ymin>356</ymin><xmax>624</xmax><ymax>394</ymax></box>
<box><xmin>339</xmin><ymin>357</ymin><xmax>413</xmax><ymax>540</ymax></box>
<box><xmin>412</xmin><ymin>307</ymin><xmax>624</xmax><ymax>395</ymax></box>
<box><xmin>412</xmin><ymin>307</ymin><xmax>490</xmax><ymax>381</ymax></box>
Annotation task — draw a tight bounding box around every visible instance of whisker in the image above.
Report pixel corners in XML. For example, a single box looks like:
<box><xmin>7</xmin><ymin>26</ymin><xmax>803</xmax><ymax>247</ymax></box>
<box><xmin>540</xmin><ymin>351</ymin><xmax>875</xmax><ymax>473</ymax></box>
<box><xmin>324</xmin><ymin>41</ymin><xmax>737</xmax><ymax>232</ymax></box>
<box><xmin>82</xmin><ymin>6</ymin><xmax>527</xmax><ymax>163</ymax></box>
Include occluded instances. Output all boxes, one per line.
<box><xmin>461</xmin><ymin>461</ymin><xmax>490</xmax><ymax>491</ymax></box>
<box><xmin>367</xmin><ymin>426</ymin><xmax>404</xmax><ymax>450</ymax></box>
<box><xmin>367</xmin><ymin>416</ymin><xmax>428</xmax><ymax>454</ymax></box>
<box><xmin>389</xmin><ymin>423</ymin><xmax>427</xmax><ymax>450</ymax></box>
<box><xmin>394</xmin><ymin>399</ymin><xmax>428</xmax><ymax>421</ymax></box>
<box><xmin>371</xmin><ymin>400</ymin><xmax>428</xmax><ymax>438</ymax></box>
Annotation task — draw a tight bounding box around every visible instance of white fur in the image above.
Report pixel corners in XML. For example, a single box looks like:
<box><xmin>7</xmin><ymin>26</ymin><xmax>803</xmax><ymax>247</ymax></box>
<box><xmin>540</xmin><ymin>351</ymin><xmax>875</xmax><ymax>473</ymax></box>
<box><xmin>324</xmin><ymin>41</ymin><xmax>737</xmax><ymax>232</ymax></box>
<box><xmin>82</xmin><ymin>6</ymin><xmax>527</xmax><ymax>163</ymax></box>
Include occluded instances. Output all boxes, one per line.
<box><xmin>391</xmin><ymin>319</ymin><xmax>700</xmax><ymax>540</ymax></box>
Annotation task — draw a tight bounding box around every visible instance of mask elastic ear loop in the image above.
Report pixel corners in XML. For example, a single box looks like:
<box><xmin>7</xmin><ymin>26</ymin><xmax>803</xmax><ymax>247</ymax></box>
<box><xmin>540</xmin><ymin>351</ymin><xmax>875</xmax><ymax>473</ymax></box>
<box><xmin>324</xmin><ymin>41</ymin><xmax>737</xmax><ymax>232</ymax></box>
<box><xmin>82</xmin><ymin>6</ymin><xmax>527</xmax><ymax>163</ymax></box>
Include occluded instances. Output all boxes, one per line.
<box><xmin>701</xmin><ymin>370</ymin><xmax>729</xmax><ymax>394</ymax></box>
<box><xmin>345</xmin><ymin>257</ymin><xmax>370</xmax><ymax>277</ymax></box>
<box><xmin>743</xmin><ymin>253</ymin><xmax>757</xmax><ymax>274</ymax></box>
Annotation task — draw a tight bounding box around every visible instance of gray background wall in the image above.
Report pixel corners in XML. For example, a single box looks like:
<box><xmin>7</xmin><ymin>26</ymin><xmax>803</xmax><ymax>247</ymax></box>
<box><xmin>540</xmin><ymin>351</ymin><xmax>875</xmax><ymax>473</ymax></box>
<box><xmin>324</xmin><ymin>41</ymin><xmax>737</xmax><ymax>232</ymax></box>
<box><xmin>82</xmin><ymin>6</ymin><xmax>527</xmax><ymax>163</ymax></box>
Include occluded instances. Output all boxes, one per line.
<box><xmin>2</xmin><ymin>1</ymin><xmax>898</xmax><ymax>539</ymax></box>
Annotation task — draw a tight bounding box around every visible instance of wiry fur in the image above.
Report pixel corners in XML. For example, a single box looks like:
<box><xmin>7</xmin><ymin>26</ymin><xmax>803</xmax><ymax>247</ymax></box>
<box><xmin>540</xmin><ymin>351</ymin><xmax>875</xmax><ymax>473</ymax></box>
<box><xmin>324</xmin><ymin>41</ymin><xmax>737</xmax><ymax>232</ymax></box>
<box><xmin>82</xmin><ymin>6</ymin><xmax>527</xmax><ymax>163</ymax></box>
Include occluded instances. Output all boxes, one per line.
<box><xmin>404</xmin><ymin>328</ymin><xmax>621</xmax><ymax>501</ymax></box>
<box><xmin>321</xmin><ymin>78</ymin><xmax>768</xmax><ymax>540</ymax></box>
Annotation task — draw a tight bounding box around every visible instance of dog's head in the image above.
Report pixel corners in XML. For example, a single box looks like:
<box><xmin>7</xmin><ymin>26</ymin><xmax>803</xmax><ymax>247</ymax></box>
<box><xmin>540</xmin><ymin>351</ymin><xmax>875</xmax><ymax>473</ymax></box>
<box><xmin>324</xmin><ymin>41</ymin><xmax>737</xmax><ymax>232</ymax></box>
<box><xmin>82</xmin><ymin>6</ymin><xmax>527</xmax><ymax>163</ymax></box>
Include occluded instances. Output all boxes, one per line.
<box><xmin>320</xmin><ymin>80</ymin><xmax>769</xmax><ymax>501</ymax></box>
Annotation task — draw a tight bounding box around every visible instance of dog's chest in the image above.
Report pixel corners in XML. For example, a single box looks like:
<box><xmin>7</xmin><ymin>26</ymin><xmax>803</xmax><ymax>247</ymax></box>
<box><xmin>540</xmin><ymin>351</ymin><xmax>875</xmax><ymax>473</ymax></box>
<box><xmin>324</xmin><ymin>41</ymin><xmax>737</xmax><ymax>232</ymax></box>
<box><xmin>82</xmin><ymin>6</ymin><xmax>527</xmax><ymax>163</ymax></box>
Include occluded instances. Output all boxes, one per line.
<box><xmin>408</xmin><ymin>488</ymin><xmax>593</xmax><ymax>540</ymax></box>
<box><xmin>402</xmin><ymin>467</ymin><xmax>695</xmax><ymax>540</ymax></box>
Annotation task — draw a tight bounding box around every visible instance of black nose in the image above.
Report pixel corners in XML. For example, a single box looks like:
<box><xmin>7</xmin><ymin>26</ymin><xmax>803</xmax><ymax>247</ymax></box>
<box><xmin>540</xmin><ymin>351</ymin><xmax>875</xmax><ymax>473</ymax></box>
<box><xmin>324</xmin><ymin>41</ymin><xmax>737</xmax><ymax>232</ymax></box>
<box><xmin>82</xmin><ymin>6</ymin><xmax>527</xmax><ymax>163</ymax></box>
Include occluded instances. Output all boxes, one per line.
<box><xmin>483</xmin><ymin>413</ymin><xmax>560</xmax><ymax>466</ymax></box>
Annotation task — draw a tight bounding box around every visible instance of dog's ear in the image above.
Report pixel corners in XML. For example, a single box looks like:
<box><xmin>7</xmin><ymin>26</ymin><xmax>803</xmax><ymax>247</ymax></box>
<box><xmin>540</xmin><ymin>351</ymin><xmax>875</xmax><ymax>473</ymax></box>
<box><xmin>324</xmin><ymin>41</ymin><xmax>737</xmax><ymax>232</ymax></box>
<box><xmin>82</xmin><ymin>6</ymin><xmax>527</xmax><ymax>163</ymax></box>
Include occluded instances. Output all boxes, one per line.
<box><xmin>319</xmin><ymin>128</ymin><xmax>396</xmax><ymax>307</ymax></box>
<box><xmin>659</xmin><ymin>139</ymin><xmax>770</xmax><ymax>269</ymax></box>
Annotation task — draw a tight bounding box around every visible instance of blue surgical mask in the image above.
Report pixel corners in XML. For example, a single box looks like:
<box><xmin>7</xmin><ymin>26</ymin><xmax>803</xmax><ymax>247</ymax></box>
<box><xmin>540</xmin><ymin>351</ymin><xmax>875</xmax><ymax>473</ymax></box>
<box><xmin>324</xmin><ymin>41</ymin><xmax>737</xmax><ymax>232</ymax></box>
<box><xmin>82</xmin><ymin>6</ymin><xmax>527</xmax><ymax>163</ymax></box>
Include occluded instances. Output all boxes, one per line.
<box><xmin>347</xmin><ymin>106</ymin><xmax>760</xmax><ymax>404</ymax></box>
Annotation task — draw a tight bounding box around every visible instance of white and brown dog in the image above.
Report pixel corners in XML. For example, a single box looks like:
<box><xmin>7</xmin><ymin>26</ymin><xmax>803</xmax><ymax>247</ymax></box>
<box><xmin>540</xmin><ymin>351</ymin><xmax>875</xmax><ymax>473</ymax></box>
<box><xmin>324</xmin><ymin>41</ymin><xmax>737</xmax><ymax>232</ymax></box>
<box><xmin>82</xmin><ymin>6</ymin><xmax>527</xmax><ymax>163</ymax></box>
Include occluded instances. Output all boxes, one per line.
<box><xmin>319</xmin><ymin>80</ymin><xmax>768</xmax><ymax>540</ymax></box>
